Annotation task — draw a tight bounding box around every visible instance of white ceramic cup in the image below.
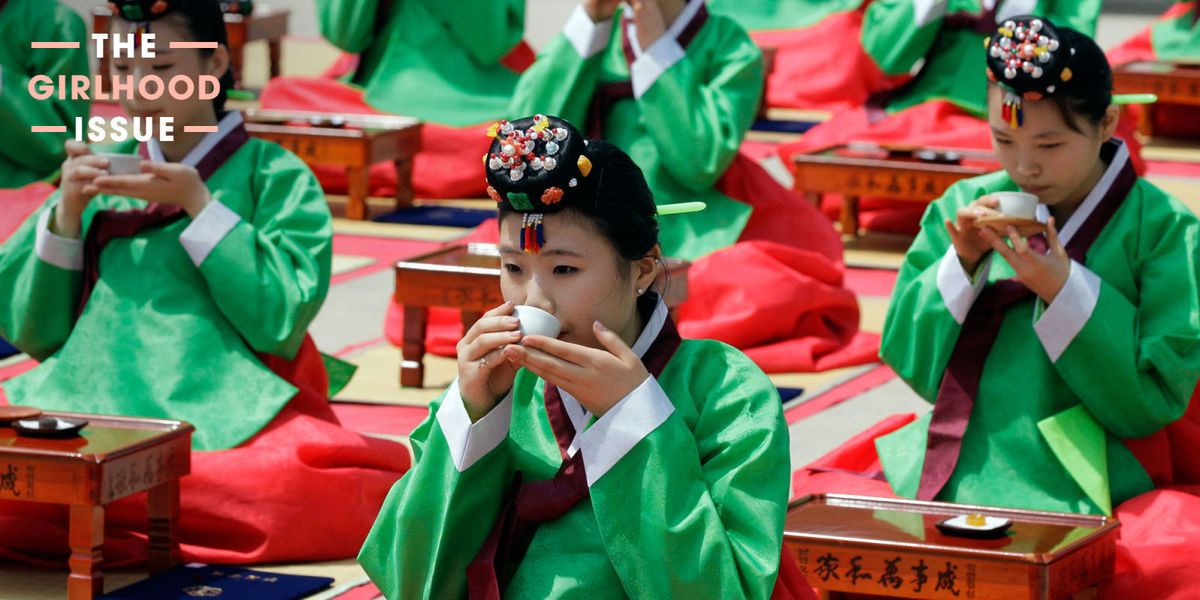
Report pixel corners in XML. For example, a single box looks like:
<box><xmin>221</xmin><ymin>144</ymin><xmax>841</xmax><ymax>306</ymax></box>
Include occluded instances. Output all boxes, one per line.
<box><xmin>992</xmin><ymin>191</ymin><xmax>1039</xmax><ymax>219</ymax></box>
<box><xmin>100</xmin><ymin>153</ymin><xmax>142</xmax><ymax>176</ymax></box>
<box><xmin>512</xmin><ymin>305</ymin><xmax>561</xmax><ymax>339</ymax></box>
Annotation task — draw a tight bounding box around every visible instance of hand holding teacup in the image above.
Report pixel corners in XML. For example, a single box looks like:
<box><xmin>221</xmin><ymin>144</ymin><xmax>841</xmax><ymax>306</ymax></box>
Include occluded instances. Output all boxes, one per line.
<box><xmin>974</xmin><ymin>191</ymin><xmax>1048</xmax><ymax>238</ymax></box>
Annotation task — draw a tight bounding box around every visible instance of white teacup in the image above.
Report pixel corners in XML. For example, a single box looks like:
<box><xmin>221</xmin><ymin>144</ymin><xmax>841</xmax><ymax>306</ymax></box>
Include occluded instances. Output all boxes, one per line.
<box><xmin>992</xmin><ymin>191</ymin><xmax>1039</xmax><ymax>219</ymax></box>
<box><xmin>512</xmin><ymin>305</ymin><xmax>561</xmax><ymax>339</ymax></box>
<box><xmin>100</xmin><ymin>153</ymin><xmax>142</xmax><ymax>176</ymax></box>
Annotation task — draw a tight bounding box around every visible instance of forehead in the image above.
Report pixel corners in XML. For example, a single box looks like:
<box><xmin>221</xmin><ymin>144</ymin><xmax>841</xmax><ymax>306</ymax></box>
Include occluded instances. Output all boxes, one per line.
<box><xmin>498</xmin><ymin>211</ymin><xmax>610</xmax><ymax>255</ymax></box>
<box><xmin>986</xmin><ymin>87</ymin><xmax>1075</xmax><ymax>136</ymax></box>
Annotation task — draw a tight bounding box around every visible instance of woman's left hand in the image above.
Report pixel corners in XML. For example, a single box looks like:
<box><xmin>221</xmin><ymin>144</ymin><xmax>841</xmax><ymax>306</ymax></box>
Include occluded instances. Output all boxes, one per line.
<box><xmin>93</xmin><ymin>162</ymin><xmax>211</xmax><ymax>218</ymax></box>
<box><xmin>503</xmin><ymin>320</ymin><xmax>649</xmax><ymax>417</ymax></box>
<box><xmin>979</xmin><ymin>216</ymin><xmax>1071</xmax><ymax>304</ymax></box>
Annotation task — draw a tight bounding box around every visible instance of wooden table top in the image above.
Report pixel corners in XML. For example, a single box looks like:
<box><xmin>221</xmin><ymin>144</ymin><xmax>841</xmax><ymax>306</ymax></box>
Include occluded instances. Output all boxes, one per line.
<box><xmin>794</xmin><ymin>142</ymin><xmax>997</xmax><ymax>172</ymax></box>
<box><xmin>0</xmin><ymin>412</ymin><xmax>192</xmax><ymax>464</ymax></box>
<box><xmin>243</xmin><ymin>109</ymin><xmax>421</xmax><ymax>133</ymax></box>
<box><xmin>785</xmin><ymin>494</ymin><xmax>1117</xmax><ymax>564</ymax></box>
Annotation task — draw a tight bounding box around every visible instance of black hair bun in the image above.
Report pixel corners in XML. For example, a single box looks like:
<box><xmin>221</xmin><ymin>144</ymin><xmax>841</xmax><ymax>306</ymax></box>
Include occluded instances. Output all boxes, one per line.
<box><xmin>986</xmin><ymin>16</ymin><xmax>1071</xmax><ymax>98</ymax></box>
<box><xmin>485</xmin><ymin>115</ymin><xmax>593</xmax><ymax>214</ymax></box>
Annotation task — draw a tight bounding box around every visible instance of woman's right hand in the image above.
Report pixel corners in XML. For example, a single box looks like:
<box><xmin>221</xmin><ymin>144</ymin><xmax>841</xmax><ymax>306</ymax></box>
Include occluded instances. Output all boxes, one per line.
<box><xmin>583</xmin><ymin>0</ymin><xmax>623</xmax><ymax>22</ymax></box>
<box><xmin>54</xmin><ymin>141</ymin><xmax>108</xmax><ymax>239</ymax></box>
<box><xmin>944</xmin><ymin>196</ymin><xmax>1001</xmax><ymax>275</ymax></box>
<box><xmin>457</xmin><ymin>301</ymin><xmax>523</xmax><ymax>422</ymax></box>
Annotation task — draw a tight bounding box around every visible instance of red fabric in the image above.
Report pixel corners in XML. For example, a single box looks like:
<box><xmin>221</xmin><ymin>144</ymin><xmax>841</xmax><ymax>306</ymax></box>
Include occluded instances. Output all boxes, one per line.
<box><xmin>0</xmin><ymin>336</ymin><xmax>410</xmax><ymax>566</ymax></box>
<box><xmin>0</xmin><ymin>182</ymin><xmax>55</xmax><ymax>243</ymax></box>
<box><xmin>1126</xmin><ymin>383</ymin><xmax>1200</xmax><ymax>488</ymax></box>
<box><xmin>258</xmin><ymin>78</ymin><xmax>491</xmax><ymax>199</ymax></box>
<box><xmin>751</xmin><ymin>9</ymin><xmax>900</xmax><ymax>112</ymax></box>
<box><xmin>772</xmin><ymin>542</ymin><xmax>820</xmax><ymax>600</ymax></box>
<box><xmin>1106</xmin><ymin>2</ymin><xmax>1197</xmax><ymax>68</ymax></box>
<box><xmin>777</xmin><ymin>101</ymin><xmax>1147</xmax><ymax>235</ymax></box>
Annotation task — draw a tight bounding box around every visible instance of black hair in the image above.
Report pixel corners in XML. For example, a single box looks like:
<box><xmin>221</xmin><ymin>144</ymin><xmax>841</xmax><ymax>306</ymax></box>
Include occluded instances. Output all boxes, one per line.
<box><xmin>111</xmin><ymin>0</ymin><xmax>234</xmax><ymax>117</ymax></box>
<box><xmin>1048</xmin><ymin>27</ymin><xmax>1113</xmax><ymax>134</ymax></box>
<box><xmin>498</xmin><ymin>139</ymin><xmax>660</xmax><ymax>262</ymax></box>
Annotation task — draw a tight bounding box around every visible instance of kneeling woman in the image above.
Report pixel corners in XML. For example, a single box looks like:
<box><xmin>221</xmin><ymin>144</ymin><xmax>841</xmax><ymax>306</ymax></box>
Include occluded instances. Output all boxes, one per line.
<box><xmin>0</xmin><ymin>0</ymin><xmax>408</xmax><ymax>565</ymax></box>
<box><xmin>359</xmin><ymin>116</ymin><xmax>794</xmax><ymax>598</ymax></box>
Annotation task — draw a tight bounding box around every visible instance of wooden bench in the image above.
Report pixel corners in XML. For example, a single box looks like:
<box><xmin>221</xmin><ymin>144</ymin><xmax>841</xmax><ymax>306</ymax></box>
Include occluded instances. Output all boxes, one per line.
<box><xmin>792</xmin><ymin>143</ymin><xmax>996</xmax><ymax>238</ymax></box>
<box><xmin>785</xmin><ymin>494</ymin><xmax>1117</xmax><ymax>600</ymax></box>
<box><xmin>1113</xmin><ymin>61</ymin><xmax>1200</xmax><ymax>137</ymax></box>
<box><xmin>0</xmin><ymin>413</ymin><xmax>193</xmax><ymax>600</ymax></box>
<box><xmin>394</xmin><ymin>243</ymin><xmax>690</xmax><ymax>388</ymax></box>
<box><xmin>243</xmin><ymin>109</ymin><xmax>422</xmax><ymax>220</ymax></box>
<box><xmin>92</xmin><ymin>6</ymin><xmax>290</xmax><ymax>90</ymax></box>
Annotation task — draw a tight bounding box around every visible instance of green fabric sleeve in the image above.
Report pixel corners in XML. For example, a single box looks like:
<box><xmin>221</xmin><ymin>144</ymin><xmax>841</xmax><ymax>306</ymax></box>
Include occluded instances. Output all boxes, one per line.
<box><xmin>194</xmin><ymin>151</ymin><xmax>332</xmax><ymax>359</ymax></box>
<box><xmin>509</xmin><ymin>28</ymin><xmax>610</xmax><ymax>126</ymax></box>
<box><xmin>1043</xmin><ymin>0</ymin><xmax>1102</xmax><ymax>36</ymax></box>
<box><xmin>315</xmin><ymin>0</ymin><xmax>382</xmax><ymax>53</ymax></box>
<box><xmin>861</xmin><ymin>0</ymin><xmax>943</xmax><ymax>76</ymax></box>
<box><xmin>588</xmin><ymin>345</ymin><xmax>790</xmax><ymax>599</ymax></box>
<box><xmin>0</xmin><ymin>195</ymin><xmax>82</xmax><ymax>360</ymax></box>
<box><xmin>879</xmin><ymin>179</ymin><xmax>991</xmax><ymax>401</ymax></box>
<box><xmin>1049</xmin><ymin>212</ymin><xmax>1200</xmax><ymax>438</ymax></box>
<box><xmin>638</xmin><ymin>23</ymin><xmax>763</xmax><ymax>193</ymax></box>
<box><xmin>421</xmin><ymin>0</ymin><xmax>525</xmax><ymax>65</ymax></box>
<box><xmin>358</xmin><ymin>391</ymin><xmax>515</xmax><ymax>600</ymax></box>
<box><xmin>0</xmin><ymin>9</ymin><xmax>89</xmax><ymax>177</ymax></box>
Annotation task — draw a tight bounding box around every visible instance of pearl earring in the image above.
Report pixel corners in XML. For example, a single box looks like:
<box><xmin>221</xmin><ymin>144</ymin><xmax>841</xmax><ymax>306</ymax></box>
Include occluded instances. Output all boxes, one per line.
<box><xmin>637</xmin><ymin>288</ymin><xmax>645</xmax><ymax>295</ymax></box>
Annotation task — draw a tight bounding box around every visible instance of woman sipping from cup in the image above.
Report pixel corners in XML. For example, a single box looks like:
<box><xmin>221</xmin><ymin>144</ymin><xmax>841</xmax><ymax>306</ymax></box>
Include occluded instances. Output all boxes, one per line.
<box><xmin>359</xmin><ymin>115</ymin><xmax>798</xmax><ymax>599</ymax></box>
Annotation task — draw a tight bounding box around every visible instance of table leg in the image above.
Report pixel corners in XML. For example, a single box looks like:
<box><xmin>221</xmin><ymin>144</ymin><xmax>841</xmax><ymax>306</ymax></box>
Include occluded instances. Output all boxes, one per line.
<box><xmin>393</xmin><ymin>156</ymin><xmax>415</xmax><ymax>210</ymax></box>
<box><xmin>268</xmin><ymin>39</ymin><xmax>283</xmax><ymax>79</ymax></box>
<box><xmin>1138</xmin><ymin>104</ymin><xmax>1156</xmax><ymax>137</ymax></box>
<box><xmin>346</xmin><ymin>165</ymin><xmax>369</xmax><ymax>221</ymax></box>
<box><xmin>68</xmin><ymin>504</ymin><xmax>104</xmax><ymax>600</ymax></box>
<box><xmin>147</xmin><ymin>480</ymin><xmax>180</xmax><ymax>575</ymax></box>
<box><xmin>400</xmin><ymin>306</ymin><xmax>428</xmax><ymax>388</ymax></box>
<box><xmin>840</xmin><ymin>195</ymin><xmax>860</xmax><ymax>238</ymax></box>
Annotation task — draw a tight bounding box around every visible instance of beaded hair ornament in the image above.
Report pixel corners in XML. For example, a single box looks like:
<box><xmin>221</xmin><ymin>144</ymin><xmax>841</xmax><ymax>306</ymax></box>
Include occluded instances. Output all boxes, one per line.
<box><xmin>985</xmin><ymin>16</ymin><xmax>1071</xmax><ymax>128</ymax></box>
<box><xmin>484</xmin><ymin>115</ymin><xmax>594</xmax><ymax>254</ymax></box>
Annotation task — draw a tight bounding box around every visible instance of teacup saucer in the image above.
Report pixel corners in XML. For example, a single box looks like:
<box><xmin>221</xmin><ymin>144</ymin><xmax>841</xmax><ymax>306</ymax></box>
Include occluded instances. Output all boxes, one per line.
<box><xmin>12</xmin><ymin>416</ymin><xmax>88</xmax><ymax>438</ymax></box>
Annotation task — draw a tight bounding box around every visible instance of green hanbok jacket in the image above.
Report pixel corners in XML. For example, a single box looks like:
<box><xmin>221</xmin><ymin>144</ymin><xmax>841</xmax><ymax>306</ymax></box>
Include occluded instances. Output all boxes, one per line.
<box><xmin>1146</xmin><ymin>1</ymin><xmax>1200</xmax><ymax>61</ymax></box>
<box><xmin>359</xmin><ymin>301</ymin><xmax>791</xmax><ymax>599</ymax></box>
<box><xmin>0</xmin><ymin>112</ymin><xmax>333</xmax><ymax>451</ymax></box>
<box><xmin>316</xmin><ymin>0</ymin><xmax>525</xmax><ymax>126</ymax></box>
<box><xmin>510</xmin><ymin>1</ymin><xmax>763</xmax><ymax>260</ymax></box>
<box><xmin>877</xmin><ymin>141</ymin><xmax>1200</xmax><ymax>515</ymax></box>
<box><xmin>0</xmin><ymin>0</ymin><xmax>89</xmax><ymax>188</ymax></box>
<box><xmin>707</xmin><ymin>0</ymin><xmax>863</xmax><ymax>31</ymax></box>
<box><xmin>862</xmin><ymin>0</ymin><xmax>1099</xmax><ymax>116</ymax></box>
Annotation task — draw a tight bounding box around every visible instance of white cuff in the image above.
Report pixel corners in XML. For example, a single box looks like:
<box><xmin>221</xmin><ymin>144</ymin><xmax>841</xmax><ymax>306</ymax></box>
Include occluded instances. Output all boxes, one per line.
<box><xmin>34</xmin><ymin>205</ymin><xmax>83</xmax><ymax>271</ymax></box>
<box><xmin>631</xmin><ymin>35</ymin><xmax>686</xmax><ymax>99</ymax></box>
<box><xmin>436</xmin><ymin>379</ymin><xmax>513</xmax><ymax>472</ymax></box>
<box><xmin>937</xmin><ymin>246</ymin><xmax>991</xmax><ymax>325</ymax></box>
<box><xmin>912</xmin><ymin>0</ymin><xmax>948</xmax><ymax>27</ymax></box>
<box><xmin>576</xmin><ymin>375</ymin><xmax>675</xmax><ymax>486</ymax></box>
<box><xmin>179</xmin><ymin>200</ymin><xmax>240</xmax><ymax>267</ymax></box>
<box><xmin>1034</xmin><ymin>261</ymin><xmax>1101</xmax><ymax>363</ymax></box>
<box><xmin>564</xmin><ymin>5</ymin><xmax>613</xmax><ymax>59</ymax></box>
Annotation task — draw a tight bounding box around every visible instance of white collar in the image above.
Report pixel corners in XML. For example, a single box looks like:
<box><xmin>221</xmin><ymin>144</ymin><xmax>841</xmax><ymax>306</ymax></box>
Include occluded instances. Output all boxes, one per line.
<box><xmin>622</xmin><ymin>0</ymin><xmax>705</xmax><ymax>57</ymax></box>
<box><xmin>148</xmin><ymin>110</ymin><xmax>244</xmax><ymax>166</ymax></box>
<box><xmin>561</xmin><ymin>297</ymin><xmax>669</xmax><ymax>443</ymax></box>
<box><xmin>1034</xmin><ymin>140</ymin><xmax>1130</xmax><ymax>246</ymax></box>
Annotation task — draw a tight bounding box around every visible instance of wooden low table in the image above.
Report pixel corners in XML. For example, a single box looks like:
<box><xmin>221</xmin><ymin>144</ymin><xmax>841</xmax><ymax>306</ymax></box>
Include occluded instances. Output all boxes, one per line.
<box><xmin>0</xmin><ymin>412</ymin><xmax>193</xmax><ymax>600</ymax></box>
<box><xmin>1113</xmin><ymin>61</ymin><xmax>1200</xmax><ymax>137</ymax></box>
<box><xmin>394</xmin><ymin>243</ymin><xmax>691</xmax><ymax>388</ymax></box>
<box><xmin>243</xmin><ymin>109</ymin><xmax>422</xmax><ymax>220</ymax></box>
<box><xmin>93</xmin><ymin>6</ymin><xmax>290</xmax><ymax>90</ymax></box>
<box><xmin>792</xmin><ymin>143</ymin><xmax>996</xmax><ymax>238</ymax></box>
<box><xmin>785</xmin><ymin>494</ymin><xmax>1118</xmax><ymax>600</ymax></box>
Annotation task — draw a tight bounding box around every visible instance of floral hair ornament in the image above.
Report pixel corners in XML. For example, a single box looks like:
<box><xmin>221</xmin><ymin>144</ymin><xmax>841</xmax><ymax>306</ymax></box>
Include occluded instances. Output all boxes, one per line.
<box><xmin>985</xmin><ymin>16</ymin><xmax>1072</xmax><ymax>128</ymax></box>
<box><xmin>484</xmin><ymin>115</ymin><xmax>591</xmax><ymax>254</ymax></box>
